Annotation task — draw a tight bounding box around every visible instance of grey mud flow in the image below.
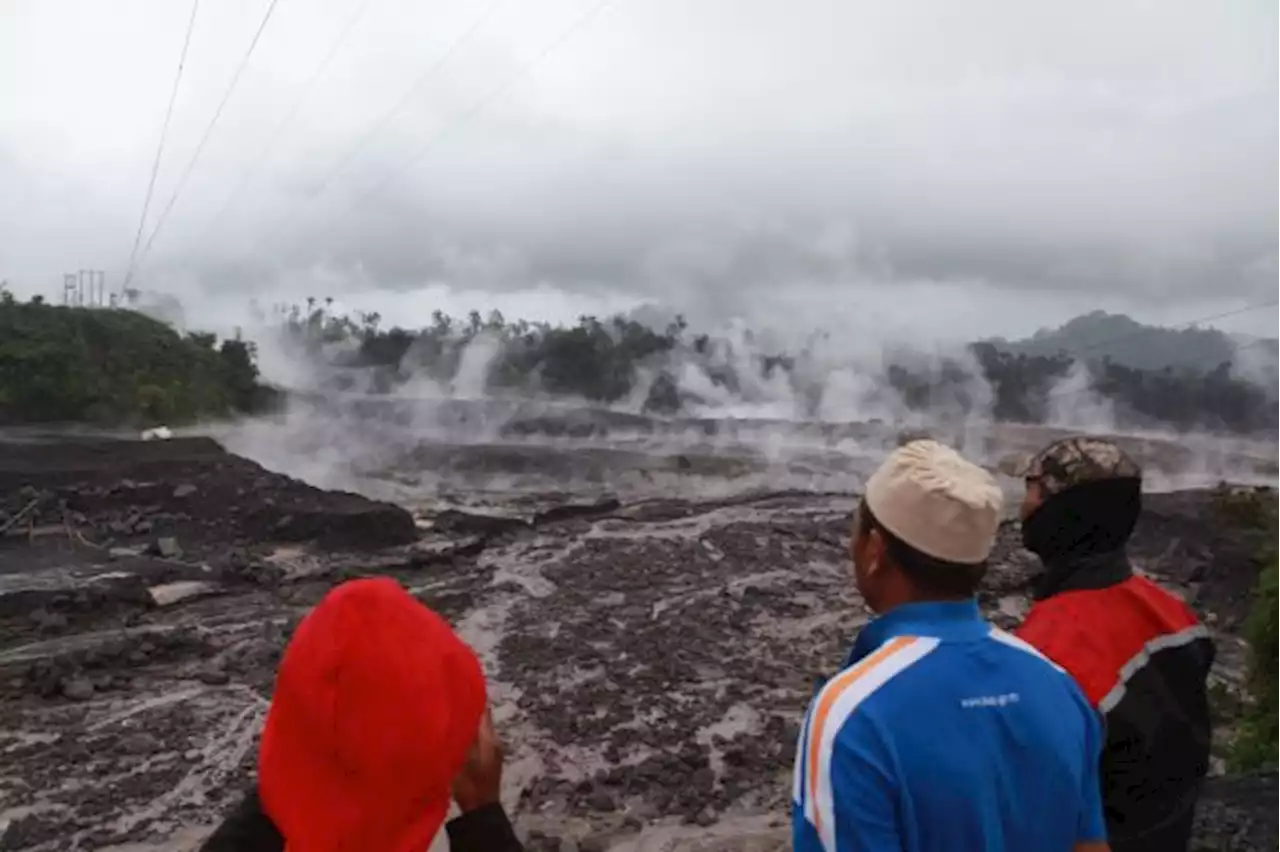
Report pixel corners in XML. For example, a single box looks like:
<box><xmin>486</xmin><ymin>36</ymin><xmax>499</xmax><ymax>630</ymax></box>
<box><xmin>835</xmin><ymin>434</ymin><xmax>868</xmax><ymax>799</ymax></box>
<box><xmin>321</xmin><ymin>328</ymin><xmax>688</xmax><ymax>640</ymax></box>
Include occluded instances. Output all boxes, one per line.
<box><xmin>0</xmin><ymin>412</ymin><xmax>1275</xmax><ymax>852</ymax></box>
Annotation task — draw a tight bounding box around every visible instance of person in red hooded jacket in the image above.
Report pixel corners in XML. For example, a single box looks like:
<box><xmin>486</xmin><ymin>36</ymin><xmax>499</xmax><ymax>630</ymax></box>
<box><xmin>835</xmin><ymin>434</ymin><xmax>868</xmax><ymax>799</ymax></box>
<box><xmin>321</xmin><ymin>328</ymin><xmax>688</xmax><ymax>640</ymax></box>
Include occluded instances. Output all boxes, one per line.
<box><xmin>199</xmin><ymin>576</ymin><xmax>524</xmax><ymax>852</ymax></box>
<box><xmin>1014</xmin><ymin>437</ymin><xmax>1214</xmax><ymax>852</ymax></box>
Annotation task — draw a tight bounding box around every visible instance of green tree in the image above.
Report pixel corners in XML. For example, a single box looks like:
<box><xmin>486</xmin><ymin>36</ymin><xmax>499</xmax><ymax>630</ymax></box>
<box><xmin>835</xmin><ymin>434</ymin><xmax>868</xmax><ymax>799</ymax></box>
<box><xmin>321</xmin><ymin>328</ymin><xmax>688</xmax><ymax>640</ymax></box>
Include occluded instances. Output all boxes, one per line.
<box><xmin>0</xmin><ymin>297</ymin><xmax>270</xmax><ymax>426</ymax></box>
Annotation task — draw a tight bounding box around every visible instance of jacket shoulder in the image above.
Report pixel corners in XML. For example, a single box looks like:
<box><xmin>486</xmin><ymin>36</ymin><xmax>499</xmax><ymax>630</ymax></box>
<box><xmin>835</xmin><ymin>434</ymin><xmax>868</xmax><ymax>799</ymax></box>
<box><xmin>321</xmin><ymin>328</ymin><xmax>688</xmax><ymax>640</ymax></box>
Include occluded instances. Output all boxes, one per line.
<box><xmin>1016</xmin><ymin>577</ymin><xmax>1212</xmax><ymax>707</ymax></box>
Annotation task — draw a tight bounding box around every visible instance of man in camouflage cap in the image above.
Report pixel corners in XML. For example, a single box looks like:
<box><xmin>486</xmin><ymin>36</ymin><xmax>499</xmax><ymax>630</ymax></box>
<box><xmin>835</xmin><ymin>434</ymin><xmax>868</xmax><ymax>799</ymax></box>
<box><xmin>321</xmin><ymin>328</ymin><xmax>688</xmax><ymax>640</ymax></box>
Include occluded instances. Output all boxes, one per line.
<box><xmin>1020</xmin><ymin>435</ymin><xmax>1142</xmax><ymax>500</ymax></box>
<box><xmin>1015</xmin><ymin>436</ymin><xmax>1214</xmax><ymax>852</ymax></box>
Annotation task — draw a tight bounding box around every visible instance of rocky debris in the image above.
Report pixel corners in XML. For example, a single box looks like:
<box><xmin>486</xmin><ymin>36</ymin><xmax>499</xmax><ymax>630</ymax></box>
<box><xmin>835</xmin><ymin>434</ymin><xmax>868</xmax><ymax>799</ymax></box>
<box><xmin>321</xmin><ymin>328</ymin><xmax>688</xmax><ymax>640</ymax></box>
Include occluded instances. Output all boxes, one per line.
<box><xmin>0</xmin><ymin>431</ymin><xmax>1273</xmax><ymax>851</ymax></box>
<box><xmin>1193</xmin><ymin>771</ymin><xmax>1279</xmax><ymax>851</ymax></box>
<box><xmin>0</xmin><ymin>437</ymin><xmax>429</xmax><ymax>647</ymax></box>
<box><xmin>533</xmin><ymin>497</ymin><xmax>622</xmax><ymax>526</ymax></box>
<box><xmin>430</xmin><ymin>498</ymin><xmax>625</xmax><ymax>539</ymax></box>
<box><xmin>433</xmin><ymin>509</ymin><xmax>530</xmax><ymax>538</ymax></box>
<box><xmin>147</xmin><ymin>580</ymin><xmax>221</xmax><ymax>608</ymax></box>
<box><xmin>59</xmin><ymin>676</ymin><xmax>95</xmax><ymax>702</ymax></box>
<box><xmin>0</xmin><ymin>437</ymin><xmax>418</xmax><ymax>554</ymax></box>
<box><xmin>0</xmin><ymin>560</ymin><xmax>154</xmax><ymax>621</ymax></box>
<box><xmin>153</xmin><ymin>536</ymin><xmax>182</xmax><ymax>558</ymax></box>
<box><xmin>1133</xmin><ymin>488</ymin><xmax>1276</xmax><ymax>632</ymax></box>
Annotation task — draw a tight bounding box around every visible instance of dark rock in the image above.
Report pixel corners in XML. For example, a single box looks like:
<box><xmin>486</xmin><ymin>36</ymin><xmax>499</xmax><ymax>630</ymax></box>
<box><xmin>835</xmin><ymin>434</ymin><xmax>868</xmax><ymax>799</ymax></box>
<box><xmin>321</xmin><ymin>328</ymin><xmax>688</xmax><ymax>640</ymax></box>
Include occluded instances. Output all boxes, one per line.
<box><xmin>153</xmin><ymin>537</ymin><xmax>182</xmax><ymax>558</ymax></box>
<box><xmin>263</xmin><ymin>499</ymin><xmax>417</xmax><ymax>549</ymax></box>
<box><xmin>578</xmin><ymin>834</ymin><xmax>614</xmax><ymax>852</ymax></box>
<box><xmin>586</xmin><ymin>789</ymin><xmax>617</xmax><ymax>812</ymax></box>
<box><xmin>30</xmin><ymin>608</ymin><xmax>68</xmax><ymax>631</ymax></box>
<box><xmin>433</xmin><ymin>509</ymin><xmax>529</xmax><ymax>538</ymax></box>
<box><xmin>120</xmin><ymin>732</ymin><xmax>161</xmax><ymax>755</ymax></box>
<box><xmin>61</xmin><ymin>677</ymin><xmax>95</xmax><ymax>701</ymax></box>
<box><xmin>534</xmin><ymin>498</ymin><xmax>621</xmax><ymax>526</ymax></box>
<box><xmin>0</xmin><ymin>812</ymin><xmax>62</xmax><ymax>850</ymax></box>
<box><xmin>195</xmin><ymin>664</ymin><xmax>230</xmax><ymax>686</ymax></box>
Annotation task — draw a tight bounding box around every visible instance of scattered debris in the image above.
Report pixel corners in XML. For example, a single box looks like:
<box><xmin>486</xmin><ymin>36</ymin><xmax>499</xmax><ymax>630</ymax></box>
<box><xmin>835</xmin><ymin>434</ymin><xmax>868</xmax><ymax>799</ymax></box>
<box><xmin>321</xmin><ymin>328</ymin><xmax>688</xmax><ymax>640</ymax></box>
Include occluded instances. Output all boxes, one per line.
<box><xmin>60</xmin><ymin>676</ymin><xmax>95</xmax><ymax>702</ymax></box>
<box><xmin>153</xmin><ymin>536</ymin><xmax>183</xmax><ymax>559</ymax></box>
<box><xmin>147</xmin><ymin>581</ymin><xmax>220</xmax><ymax>608</ymax></box>
<box><xmin>0</xmin><ymin>432</ymin><xmax>1273</xmax><ymax>852</ymax></box>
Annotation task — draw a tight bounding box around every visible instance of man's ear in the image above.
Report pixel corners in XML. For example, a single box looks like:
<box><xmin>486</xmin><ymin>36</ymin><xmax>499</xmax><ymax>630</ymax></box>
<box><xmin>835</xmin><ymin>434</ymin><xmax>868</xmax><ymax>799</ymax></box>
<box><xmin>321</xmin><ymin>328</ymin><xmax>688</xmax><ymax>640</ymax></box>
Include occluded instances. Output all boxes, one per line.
<box><xmin>862</xmin><ymin>528</ymin><xmax>886</xmax><ymax>577</ymax></box>
<box><xmin>848</xmin><ymin>512</ymin><xmax>863</xmax><ymax>562</ymax></box>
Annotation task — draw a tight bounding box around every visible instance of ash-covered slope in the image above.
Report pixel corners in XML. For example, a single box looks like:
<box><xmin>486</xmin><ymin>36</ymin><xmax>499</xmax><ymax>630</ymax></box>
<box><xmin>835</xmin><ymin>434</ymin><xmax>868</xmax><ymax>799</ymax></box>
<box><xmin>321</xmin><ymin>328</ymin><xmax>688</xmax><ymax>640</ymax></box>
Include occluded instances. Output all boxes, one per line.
<box><xmin>0</xmin><ymin>437</ymin><xmax>1273</xmax><ymax>852</ymax></box>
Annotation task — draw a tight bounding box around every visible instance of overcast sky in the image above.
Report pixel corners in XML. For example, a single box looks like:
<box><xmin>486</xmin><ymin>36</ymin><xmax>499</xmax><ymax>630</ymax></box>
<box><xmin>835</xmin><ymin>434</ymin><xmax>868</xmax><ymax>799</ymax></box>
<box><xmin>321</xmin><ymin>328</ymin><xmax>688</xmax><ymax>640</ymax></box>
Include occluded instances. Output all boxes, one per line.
<box><xmin>1</xmin><ymin>0</ymin><xmax>1276</xmax><ymax>343</ymax></box>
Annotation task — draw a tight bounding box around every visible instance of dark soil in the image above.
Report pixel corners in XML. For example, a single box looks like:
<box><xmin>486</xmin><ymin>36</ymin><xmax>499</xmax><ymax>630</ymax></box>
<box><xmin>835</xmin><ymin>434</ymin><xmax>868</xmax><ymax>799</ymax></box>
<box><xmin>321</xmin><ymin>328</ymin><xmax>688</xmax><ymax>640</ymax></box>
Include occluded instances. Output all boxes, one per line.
<box><xmin>0</xmin><ymin>436</ymin><xmax>416</xmax><ymax>558</ymax></box>
<box><xmin>0</xmin><ymin>436</ymin><xmax>1274</xmax><ymax>852</ymax></box>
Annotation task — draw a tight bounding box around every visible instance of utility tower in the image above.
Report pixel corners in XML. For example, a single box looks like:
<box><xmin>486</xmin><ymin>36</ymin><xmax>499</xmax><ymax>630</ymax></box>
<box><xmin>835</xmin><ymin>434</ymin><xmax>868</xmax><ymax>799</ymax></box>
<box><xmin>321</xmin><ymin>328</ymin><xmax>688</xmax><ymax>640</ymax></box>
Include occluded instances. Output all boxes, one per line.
<box><xmin>64</xmin><ymin>270</ymin><xmax>107</xmax><ymax>306</ymax></box>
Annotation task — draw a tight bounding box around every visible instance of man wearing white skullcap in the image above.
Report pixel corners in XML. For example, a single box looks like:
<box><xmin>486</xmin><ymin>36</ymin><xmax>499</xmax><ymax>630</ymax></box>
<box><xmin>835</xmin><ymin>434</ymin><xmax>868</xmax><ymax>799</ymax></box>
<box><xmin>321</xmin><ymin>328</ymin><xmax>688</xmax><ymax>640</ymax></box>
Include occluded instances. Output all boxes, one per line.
<box><xmin>792</xmin><ymin>440</ymin><xmax>1110</xmax><ymax>852</ymax></box>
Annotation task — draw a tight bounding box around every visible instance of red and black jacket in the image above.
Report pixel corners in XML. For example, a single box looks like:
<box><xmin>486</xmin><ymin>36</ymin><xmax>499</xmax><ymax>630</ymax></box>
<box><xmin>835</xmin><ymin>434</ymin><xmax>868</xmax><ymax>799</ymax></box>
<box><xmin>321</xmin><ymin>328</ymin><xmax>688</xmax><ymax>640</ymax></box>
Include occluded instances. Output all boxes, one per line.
<box><xmin>1016</xmin><ymin>550</ymin><xmax>1215</xmax><ymax>852</ymax></box>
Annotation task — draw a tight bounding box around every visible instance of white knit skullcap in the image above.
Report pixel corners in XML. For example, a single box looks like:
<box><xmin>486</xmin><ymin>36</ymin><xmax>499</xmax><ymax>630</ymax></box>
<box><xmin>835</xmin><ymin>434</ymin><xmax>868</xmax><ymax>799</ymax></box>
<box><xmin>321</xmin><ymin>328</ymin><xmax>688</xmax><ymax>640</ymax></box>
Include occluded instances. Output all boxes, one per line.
<box><xmin>864</xmin><ymin>439</ymin><xmax>1004</xmax><ymax>564</ymax></box>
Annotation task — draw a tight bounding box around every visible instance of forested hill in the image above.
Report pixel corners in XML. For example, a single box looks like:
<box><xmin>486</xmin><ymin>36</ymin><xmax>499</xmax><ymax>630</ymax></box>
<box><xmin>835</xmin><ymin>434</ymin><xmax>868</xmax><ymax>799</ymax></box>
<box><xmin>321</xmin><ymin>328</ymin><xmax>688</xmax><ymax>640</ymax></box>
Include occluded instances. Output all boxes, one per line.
<box><xmin>987</xmin><ymin>310</ymin><xmax>1278</xmax><ymax>373</ymax></box>
<box><xmin>0</xmin><ymin>295</ymin><xmax>271</xmax><ymax>426</ymax></box>
<box><xmin>277</xmin><ymin>301</ymin><xmax>1277</xmax><ymax>434</ymax></box>
<box><xmin>0</xmin><ymin>291</ymin><xmax>1275</xmax><ymax>434</ymax></box>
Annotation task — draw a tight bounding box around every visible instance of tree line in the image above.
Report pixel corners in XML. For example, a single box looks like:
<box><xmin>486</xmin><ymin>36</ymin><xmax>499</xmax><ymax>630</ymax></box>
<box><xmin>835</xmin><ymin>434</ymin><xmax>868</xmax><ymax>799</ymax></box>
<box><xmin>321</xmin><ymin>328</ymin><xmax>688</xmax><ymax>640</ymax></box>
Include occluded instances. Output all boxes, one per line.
<box><xmin>277</xmin><ymin>300</ymin><xmax>1277</xmax><ymax>434</ymax></box>
<box><xmin>0</xmin><ymin>293</ymin><xmax>268</xmax><ymax>425</ymax></box>
<box><xmin>0</xmin><ymin>290</ymin><xmax>1272</xmax><ymax>433</ymax></box>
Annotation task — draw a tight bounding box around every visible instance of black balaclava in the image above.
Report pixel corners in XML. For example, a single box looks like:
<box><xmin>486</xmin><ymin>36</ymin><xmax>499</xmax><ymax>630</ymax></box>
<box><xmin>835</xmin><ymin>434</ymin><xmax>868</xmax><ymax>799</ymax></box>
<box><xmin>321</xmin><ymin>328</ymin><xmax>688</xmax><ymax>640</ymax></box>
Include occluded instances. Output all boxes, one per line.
<box><xmin>1022</xmin><ymin>477</ymin><xmax>1142</xmax><ymax>563</ymax></box>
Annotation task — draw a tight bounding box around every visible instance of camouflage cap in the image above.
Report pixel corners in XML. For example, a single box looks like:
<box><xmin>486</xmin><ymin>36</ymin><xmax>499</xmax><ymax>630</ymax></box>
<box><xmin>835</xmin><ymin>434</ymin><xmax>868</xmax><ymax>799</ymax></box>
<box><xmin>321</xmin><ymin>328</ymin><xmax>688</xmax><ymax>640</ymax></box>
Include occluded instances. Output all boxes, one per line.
<box><xmin>1020</xmin><ymin>436</ymin><xmax>1142</xmax><ymax>497</ymax></box>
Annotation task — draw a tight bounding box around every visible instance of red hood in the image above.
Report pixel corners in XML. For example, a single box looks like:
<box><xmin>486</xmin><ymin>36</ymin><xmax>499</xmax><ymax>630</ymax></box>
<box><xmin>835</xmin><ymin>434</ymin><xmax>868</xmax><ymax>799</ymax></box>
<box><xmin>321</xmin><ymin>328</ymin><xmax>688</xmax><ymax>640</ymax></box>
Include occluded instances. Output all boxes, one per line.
<box><xmin>258</xmin><ymin>577</ymin><xmax>486</xmax><ymax>851</ymax></box>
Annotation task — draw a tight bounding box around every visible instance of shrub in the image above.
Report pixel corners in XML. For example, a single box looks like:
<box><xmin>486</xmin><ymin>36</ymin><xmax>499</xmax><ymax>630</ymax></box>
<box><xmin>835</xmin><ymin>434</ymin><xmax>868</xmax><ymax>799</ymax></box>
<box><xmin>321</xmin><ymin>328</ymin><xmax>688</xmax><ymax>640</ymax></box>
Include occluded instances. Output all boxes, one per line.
<box><xmin>0</xmin><ymin>299</ymin><xmax>266</xmax><ymax>426</ymax></box>
<box><xmin>1227</xmin><ymin>494</ymin><xmax>1279</xmax><ymax>772</ymax></box>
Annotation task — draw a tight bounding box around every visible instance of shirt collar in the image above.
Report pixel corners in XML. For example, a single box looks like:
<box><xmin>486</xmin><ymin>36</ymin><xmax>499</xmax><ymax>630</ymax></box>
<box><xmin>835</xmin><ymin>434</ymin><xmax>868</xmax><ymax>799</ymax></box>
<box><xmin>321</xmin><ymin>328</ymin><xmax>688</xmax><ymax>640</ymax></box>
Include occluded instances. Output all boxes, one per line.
<box><xmin>846</xmin><ymin>598</ymin><xmax>988</xmax><ymax>666</ymax></box>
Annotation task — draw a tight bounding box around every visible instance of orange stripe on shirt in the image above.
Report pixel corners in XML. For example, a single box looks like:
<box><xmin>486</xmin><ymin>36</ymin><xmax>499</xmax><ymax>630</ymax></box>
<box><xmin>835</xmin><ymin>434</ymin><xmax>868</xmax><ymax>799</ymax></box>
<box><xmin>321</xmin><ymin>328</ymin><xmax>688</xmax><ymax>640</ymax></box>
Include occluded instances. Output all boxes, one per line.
<box><xmin>806</xmin><ymin>635</ymin><xmax>917</xmax><ymax>835</ymax></box>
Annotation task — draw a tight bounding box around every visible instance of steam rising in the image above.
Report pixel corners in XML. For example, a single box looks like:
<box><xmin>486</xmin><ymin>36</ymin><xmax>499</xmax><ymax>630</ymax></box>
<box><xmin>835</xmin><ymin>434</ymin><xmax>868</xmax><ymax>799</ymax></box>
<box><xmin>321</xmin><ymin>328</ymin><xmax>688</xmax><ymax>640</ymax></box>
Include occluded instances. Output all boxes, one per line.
<box><xmin>204</xmin><ymin>306</ymin><xmax>1278</xmax><ymax>509</ymax></box>
<box><xmin>1046</xmin><ymin>361</ymin><xmax>1117</xmax><ymax>434</ymax></box>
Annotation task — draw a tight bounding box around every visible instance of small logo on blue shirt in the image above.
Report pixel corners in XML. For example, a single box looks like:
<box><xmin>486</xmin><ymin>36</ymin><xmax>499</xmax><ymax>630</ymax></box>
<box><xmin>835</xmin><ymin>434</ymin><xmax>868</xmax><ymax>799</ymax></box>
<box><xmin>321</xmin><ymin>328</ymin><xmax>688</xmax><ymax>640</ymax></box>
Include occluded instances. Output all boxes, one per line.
<box><xmin>960</xmin><ymin>692</ymin><xmax>1021</xmax><ymax>708</ymax></box>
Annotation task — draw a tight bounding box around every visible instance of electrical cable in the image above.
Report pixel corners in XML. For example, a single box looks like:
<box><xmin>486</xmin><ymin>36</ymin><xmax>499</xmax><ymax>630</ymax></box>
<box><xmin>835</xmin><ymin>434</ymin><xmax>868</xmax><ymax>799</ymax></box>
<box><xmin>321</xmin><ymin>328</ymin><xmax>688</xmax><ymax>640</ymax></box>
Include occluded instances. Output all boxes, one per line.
<box><xmin>236</xmin><ymin>0</ymin><xmax>507</xmax><ymax>257</ymax></box>
<box><xmin>121</xmin><ymin>0</ymin><xmax>201</xmax><ymax>293</ymax></box>
<box><xmin>195</xmin><ymin>0</ymin><xmax>381</xmax><ymax>245</ymax></box>
<box><xmin>348</xmin><ymin>0</ymin><xmax>619</xmax><ymax>212</ymax></box>
<box><xmin>241</xmin><ymin>0</ymin><xmax>618</xmax><ymax>260</ymax></box>
<box><xmin>133</xmin><ymin>0</ymin><xmax>285</xmax><ymax>276</ymax></box>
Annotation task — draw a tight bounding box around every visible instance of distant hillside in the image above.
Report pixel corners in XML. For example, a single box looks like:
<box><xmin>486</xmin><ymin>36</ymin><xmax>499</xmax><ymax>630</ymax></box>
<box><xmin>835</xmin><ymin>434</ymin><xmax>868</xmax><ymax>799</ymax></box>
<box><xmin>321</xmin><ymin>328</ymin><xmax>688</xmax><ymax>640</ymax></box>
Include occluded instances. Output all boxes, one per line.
<box><xmin>0</xmin><ymin>295</ymin><xmax>273</xmax><ymax>426</ymax></box>
<box><xmin>987</xmin><ymin>310</ymin><xmax>1279</xmax><ymax>372</ymax></box>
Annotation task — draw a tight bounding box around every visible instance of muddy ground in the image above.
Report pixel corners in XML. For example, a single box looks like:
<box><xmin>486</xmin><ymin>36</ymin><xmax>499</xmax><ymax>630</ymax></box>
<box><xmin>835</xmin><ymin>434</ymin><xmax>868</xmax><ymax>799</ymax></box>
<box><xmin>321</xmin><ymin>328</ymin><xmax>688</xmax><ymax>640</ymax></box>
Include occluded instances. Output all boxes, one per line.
<box><xmin>0</xmin><ymin>433</ymin><xmax>1275</xmax><ymax>852</ymax></box>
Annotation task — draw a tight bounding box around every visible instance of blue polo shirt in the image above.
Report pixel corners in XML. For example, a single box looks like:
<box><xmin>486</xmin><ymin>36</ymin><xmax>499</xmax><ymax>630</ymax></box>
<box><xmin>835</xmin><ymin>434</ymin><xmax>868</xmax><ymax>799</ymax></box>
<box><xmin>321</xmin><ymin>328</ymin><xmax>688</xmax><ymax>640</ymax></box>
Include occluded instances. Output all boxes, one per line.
<box><xmin>792</xmin><ymin>599</ymin><xmax>1106</xmax><ymax>852</ymax></box>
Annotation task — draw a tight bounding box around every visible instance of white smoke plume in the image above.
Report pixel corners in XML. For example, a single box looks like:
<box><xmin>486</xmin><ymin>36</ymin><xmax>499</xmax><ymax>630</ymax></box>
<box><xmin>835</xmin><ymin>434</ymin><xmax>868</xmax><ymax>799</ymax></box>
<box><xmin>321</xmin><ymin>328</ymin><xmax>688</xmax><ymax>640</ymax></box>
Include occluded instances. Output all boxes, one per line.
<box><xmin>113</xmin><ymin>289</ymin><xmax>1274</xmax><ymax>504</ymax></box>
<box><xmin>1045</xmin><ymin>360</ymin><xmax>1118</xmax><ymax>434</ymax></box>
<box><xmin>1228</xmin><ymin>339</ymin><xmax>1279</xmax><ymax>391</ymax></box>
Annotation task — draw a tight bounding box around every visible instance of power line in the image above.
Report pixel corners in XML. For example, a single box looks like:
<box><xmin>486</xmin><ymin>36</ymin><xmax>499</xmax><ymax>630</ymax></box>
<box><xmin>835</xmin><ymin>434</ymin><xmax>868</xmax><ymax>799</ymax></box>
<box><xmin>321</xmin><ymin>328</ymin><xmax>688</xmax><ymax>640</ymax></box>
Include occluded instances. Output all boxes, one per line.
<box><xmin>121</xmin><ymin>0</ymin><xmax>201</xmax><ymax>293</ymax></box>
<box><xmin>194</xmin><ymin>0</ymin><xmax>381</xmax><ymax>245</ymax></box>
<box><xmin>1061</xmin><ymin>299</ymin><xmax>1280</xmax><ymax>360</ymax></box>
<box><xmin>243</xmin><ymin>0</ymin><xmax>618</xmax><ymax>262</ymax></box>
<box><xmin>348</xmin><ymin>0</ymin><xmax>620</xmax><ymax>212</ymax></box>
<box><xmin>235</xmin><ymin>0</ymin><xmax>508</xmax><ymax>257</ymax></box>
<box><xmin>133</xmin><ymin>0</ymin><xmax>285</xmax><ymax>276</ymax></box>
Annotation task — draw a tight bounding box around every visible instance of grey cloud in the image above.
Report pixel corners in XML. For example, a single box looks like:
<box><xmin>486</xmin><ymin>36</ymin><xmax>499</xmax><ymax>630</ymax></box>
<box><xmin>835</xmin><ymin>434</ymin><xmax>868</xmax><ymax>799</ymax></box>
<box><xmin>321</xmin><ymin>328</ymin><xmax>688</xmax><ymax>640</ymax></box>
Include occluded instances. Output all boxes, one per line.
<box><xmin>2</xmin><ymin>0</ymin><xmax>1276</xmax><ymax>335</ymax></box>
